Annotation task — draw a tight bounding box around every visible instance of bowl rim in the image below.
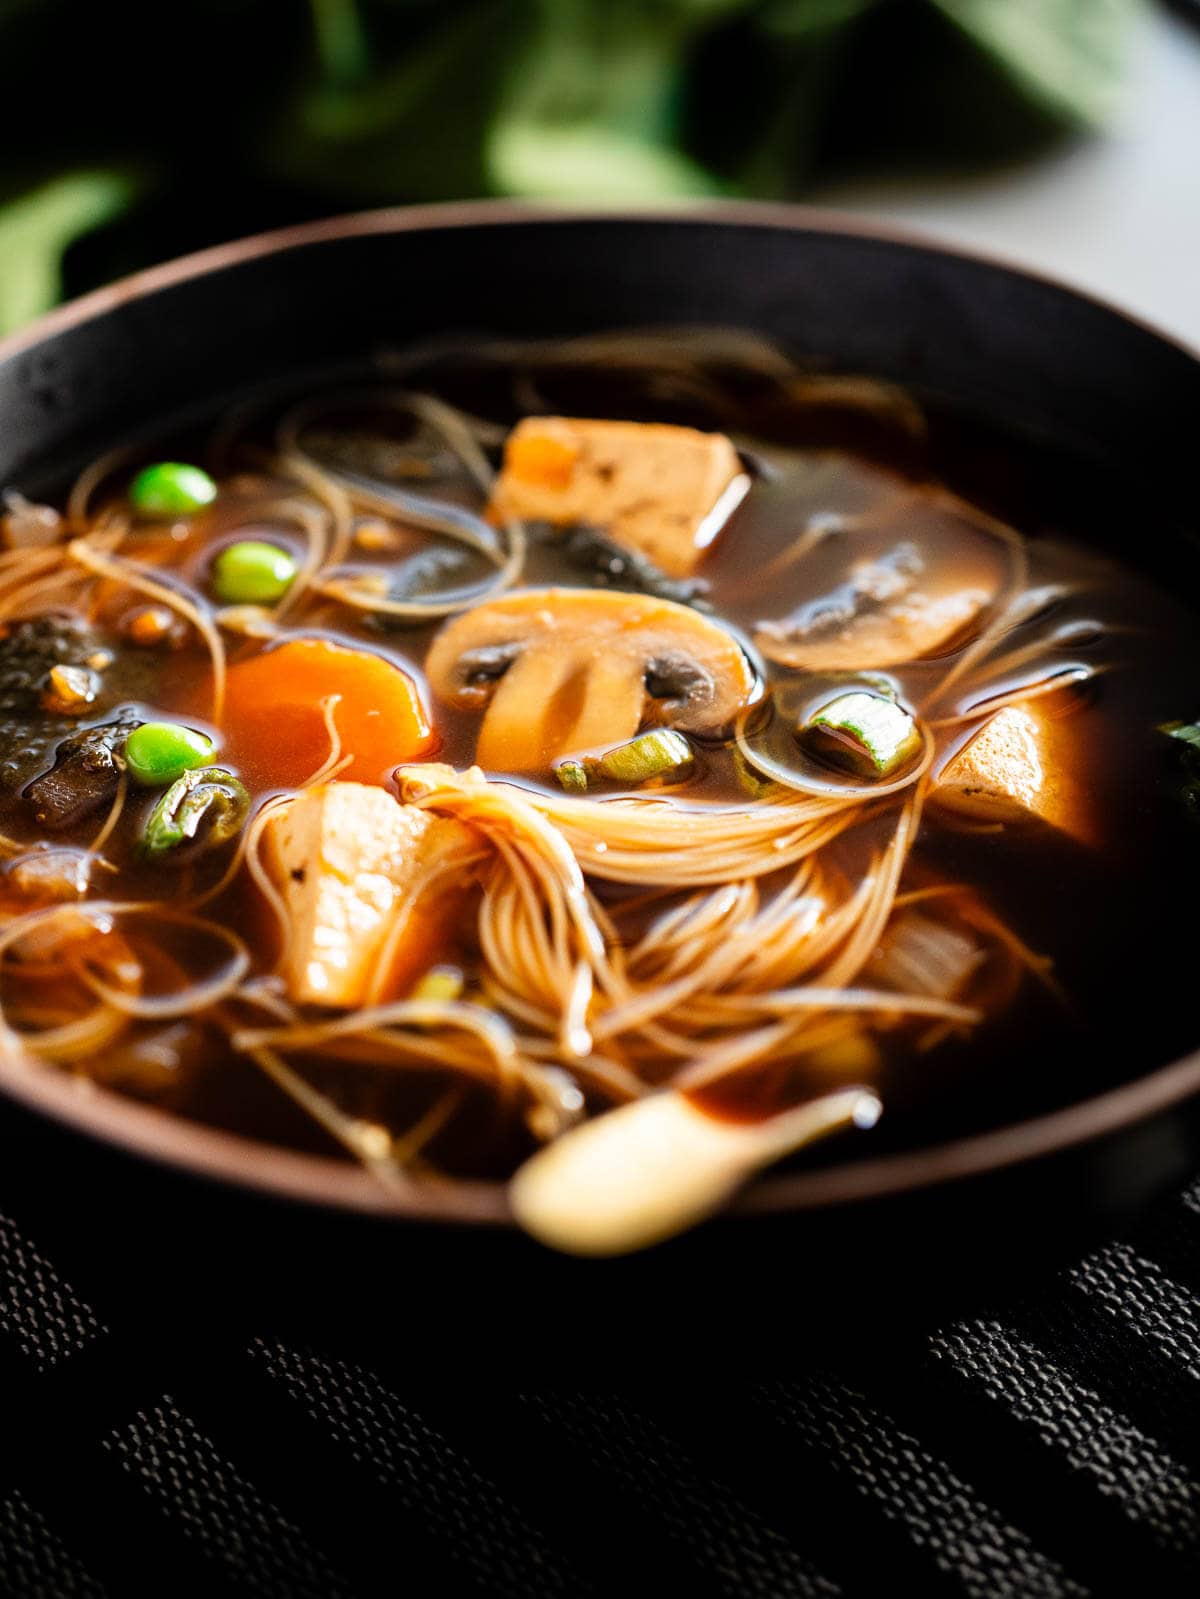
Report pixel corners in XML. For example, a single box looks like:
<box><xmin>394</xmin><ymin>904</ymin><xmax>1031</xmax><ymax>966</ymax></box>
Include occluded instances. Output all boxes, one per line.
<box><xmin>1</xmin><ymin>196</ymin><xmax>1198</xmax><ymax>1227</ymax></box>
<box><xmin>2</xmin><ymin>197</ymin><xmax>1196</xmax><ymax>366</ymax></box>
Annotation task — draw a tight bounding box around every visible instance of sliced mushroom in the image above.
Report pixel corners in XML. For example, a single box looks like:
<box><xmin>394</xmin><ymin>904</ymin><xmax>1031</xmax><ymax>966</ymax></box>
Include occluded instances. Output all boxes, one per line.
<box><xmin>755</xmin><ymin>542</ymin><xmax>993</xmax><ymax>670</ymax></box>
<box><xmin>426</xmin><ymin>588</ymin><xmax>756</xmax><ymax>771</ymax></box>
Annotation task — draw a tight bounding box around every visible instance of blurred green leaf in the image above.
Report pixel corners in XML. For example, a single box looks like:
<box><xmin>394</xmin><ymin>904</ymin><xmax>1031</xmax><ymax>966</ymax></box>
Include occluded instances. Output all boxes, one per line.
<box><xmin>491</xmin><ymin>125</ymin><xmax>721</xmax><ymax>200</ymax></box>
<box><xmin>932</xmin><ymin>0</ymin><xmax>1138</xmax><ymax>127</ymax></box>
<box><xmin>488</xmin><ymin>0</ymin><xmax>735</xmax><ymax>199</ymax></box>
<box><xmin>0</xmin><ymin>0</ymin><xmax>1143</xmax><ymax>333</ymax></box>
<box><xmin>309</xmin><ymin>0</ymin><xmax>370</xmax><ymax>83</ymax></box>
<box><xmin>256</xmin><ymin>0</ymin><xmax>508</xmax><ymax>202</ymax></box>
<box><xmin>758</xmin><ymin>0</ymin><xmax>879</xmax><ymax>36</ymax></box>
<box><xmin>0</xmin><ymin>171</ymin><xmax>141</xmax><ymax>333</ymax></box>
<box><xmin>690</xmin><ymin>0</ymin><xmax>876</xmax><ymax>192</ymax></box>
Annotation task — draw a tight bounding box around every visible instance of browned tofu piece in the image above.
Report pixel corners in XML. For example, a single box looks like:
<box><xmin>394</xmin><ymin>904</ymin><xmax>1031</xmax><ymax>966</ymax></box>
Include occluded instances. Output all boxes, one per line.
<box><xmin>934</xmin><ymin>706</ymin><xmax>1095</xmax><ymax>845</ymax></box>
<box><xmin>263</xmin><ymin>782</ymin><xmax>474</xmax><ymax>1006</ymax></box>
<box><xmin>488</xmin><ymin>417</ymin><xmax>747</xmax><ymax>578</ymax></box>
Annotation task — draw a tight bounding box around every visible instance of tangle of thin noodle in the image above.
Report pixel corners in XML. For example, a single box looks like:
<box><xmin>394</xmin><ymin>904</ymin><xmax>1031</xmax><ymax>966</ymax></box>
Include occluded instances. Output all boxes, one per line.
<box><xmin>263</xmin><ymin>448</ymin><xmax>356</xmax><ymax>577</ymax></box>
<box><xmin>67</xmin><ymin>441</ymin><xmax>143</xmax><ymax>523</ymax></box>
<box><xmin>383</xmin><ymin>760</ymin><xmax>991</xmax><ymax>1108</ymax></box>
<box><xmin>66</xmin><ymin>537</ymin><xmax>228</xmax><ymax>722</ymax></box>
<box><xmin>0</xmin><ymin>902</ymin><xmax>247</xmax><ymax>1062</ymax></box>
<box><xmin>87</xmin><ymin>770</ymin><xmax>127</xmax><ymax>856</ymax></box>
<box><xmin>927</xmin><ymin>665</ymin><xmax>1097</xmax><ymax>729</ymax></box>
<box><xmin>494</xmin><ymin>780</ymin><xmax>882</xmax><ymax>886</ymax></box>
<box><xmin>272</xmin><ymin>386</ymin><xmax>528</xmax><ymax>620</ymax></box>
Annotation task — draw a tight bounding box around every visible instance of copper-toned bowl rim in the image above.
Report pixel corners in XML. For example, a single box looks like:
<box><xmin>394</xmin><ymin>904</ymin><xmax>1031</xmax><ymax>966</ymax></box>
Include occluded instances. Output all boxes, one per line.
<box><xmin>1</xmin><ymin>198</ymin><xmax>1197</xmax><ymax>1227</ymax></box>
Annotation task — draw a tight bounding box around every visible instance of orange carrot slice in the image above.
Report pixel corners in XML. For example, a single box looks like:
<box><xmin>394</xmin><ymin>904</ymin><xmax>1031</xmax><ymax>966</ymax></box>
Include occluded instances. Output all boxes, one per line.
<box><xmin>222</xmin><ymin>637</ymin><xmax>437</xmax><ymax>791</ymax></box>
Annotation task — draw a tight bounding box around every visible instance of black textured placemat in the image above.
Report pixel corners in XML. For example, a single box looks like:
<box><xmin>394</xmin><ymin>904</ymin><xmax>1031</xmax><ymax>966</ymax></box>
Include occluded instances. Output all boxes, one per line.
<box><xmin>3</xmin><ymin>1173</ymin><xmax>1200</xmax><ymax>1598</ymax></box>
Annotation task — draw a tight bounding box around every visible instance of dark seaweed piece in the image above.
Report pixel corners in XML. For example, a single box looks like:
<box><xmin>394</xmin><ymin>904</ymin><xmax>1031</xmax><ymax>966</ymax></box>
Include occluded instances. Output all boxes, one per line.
<box><xmin>0</xmin><ymin>719</ymin><xmax>67</xmax><ymax>795</ymax></box>
<box><xmin>368</xmin><ymin>545</ymin><xmax>482</xmax><ymax>633</ymax></box>
<box><xmin>553</xmin><ymin>524</ymin><xmax>712</xmax><ymax>609</ymax></box>
<box><xmin>24</xmin><ymin>707</ymin><xmax>141</xmax><ymax>830</ymax></box>
<box><xmin>1158</xmin><ymin>721</ymin><xmax>1200</xmax><ymax>826</ymax></box>
<box><xmin>0</xmin><ymin>616</ymin><xmax>104</xmax><ymax>714</ymax></box>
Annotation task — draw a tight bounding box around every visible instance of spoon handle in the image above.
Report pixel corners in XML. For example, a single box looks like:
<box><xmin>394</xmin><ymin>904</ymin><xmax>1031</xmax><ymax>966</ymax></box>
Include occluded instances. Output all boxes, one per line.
<box><xmin>510</xmin><ymin>1085</ymin><xmax>880</xmax><ymax>1257</ymax></box>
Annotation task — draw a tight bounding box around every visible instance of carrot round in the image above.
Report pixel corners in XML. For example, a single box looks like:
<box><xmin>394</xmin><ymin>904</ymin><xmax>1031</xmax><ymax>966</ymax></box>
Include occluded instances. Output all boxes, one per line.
<box><xmin>222</xmin><ymin>637</ymin><xmax>437</xmax><ymax>790</ymax></box>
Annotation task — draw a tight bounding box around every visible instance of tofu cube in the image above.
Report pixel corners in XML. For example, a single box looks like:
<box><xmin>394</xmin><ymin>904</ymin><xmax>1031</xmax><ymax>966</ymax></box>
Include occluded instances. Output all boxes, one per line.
<box><xmin>489</xmin><ymin>417</ymin><xmax>747</xmax><ymax>578</ymax></box>
<box><xmin>263</xmin><ymin>782</ymin><xmax>473</xmax><ymax>1006</ymax></box>
<box><xmin>934</xmin><ymin>706</ymin><xmax>1094</xmax><ymax>844</ymax></box>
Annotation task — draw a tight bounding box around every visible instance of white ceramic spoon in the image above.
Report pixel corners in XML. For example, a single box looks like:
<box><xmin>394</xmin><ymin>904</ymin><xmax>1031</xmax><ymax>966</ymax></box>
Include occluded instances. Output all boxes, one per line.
<box><xmin>510</xmin><ymin>1085</ymin><xmax>881</xmax><ymax>1256</ymax></box>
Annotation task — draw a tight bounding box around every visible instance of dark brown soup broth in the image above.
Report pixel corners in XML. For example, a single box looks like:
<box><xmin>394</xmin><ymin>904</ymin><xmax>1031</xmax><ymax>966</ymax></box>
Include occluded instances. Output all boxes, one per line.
<box><xmin>3</xmin><ymin>342</ymin><xmax>1199</xmax><ymax>1179</ymax></box>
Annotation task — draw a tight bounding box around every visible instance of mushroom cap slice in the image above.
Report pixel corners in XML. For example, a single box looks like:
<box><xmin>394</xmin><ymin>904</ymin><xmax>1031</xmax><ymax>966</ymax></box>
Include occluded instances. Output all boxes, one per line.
<box><xmin>426</xmin><ymin>587</ymin><xmax>756</xmax><ymax>772</ymax></box>
<box><xmin>755</xmin><ymin>544</ymin><xmax>993</xmax><ymax>671</ymax></box>
<box><xmin>759</xmin><ymin>589</ymin><xmax>988</xmax><ymax>671</ymax></box>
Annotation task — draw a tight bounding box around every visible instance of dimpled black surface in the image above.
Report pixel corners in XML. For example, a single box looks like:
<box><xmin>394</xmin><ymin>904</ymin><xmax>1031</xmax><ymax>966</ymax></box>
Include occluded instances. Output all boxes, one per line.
<box><xmin>0</xmin><ymin>1181</ymin><xmax>1197</xmax><ymax>1597</ymax></box>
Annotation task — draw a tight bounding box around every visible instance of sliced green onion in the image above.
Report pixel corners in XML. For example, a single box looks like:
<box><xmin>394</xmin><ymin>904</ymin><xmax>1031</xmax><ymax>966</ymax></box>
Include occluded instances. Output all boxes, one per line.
<box><xmin>802</xmin><ymin>691</ymin><xmax>921</xmax><ymax>779</ymax></box>
<box><xmin>555</xmin><ymin>759</ymin><xmax>589</xmax><ymax>794</ymax></box>
<box><xmin>211</xmin><ymin>540</ymin><xmax>298</xmax><ymax>605</ymax></box>
<box><xmin>124</xmin><ymin>721</ymin><xmax>216</xmax><ymax>787</ymax></box>
<box><xmin>140</xmin><ymin>766</ymin><xmax>249</xmax><ymax>860</ymax></box>
<box><xmin>600</xmin><ymin>729</ymin><xmax>693</xmax><ymax>784</ymax></box>
<box><xmin>554</xmin><ymin>729</ymin><xmax>694</xmax><ymax>792</ymax></box>
<box><xmin>129</xmin><ymin>462</ymin><xmax>217</xmax><ymax>518</ymax></box>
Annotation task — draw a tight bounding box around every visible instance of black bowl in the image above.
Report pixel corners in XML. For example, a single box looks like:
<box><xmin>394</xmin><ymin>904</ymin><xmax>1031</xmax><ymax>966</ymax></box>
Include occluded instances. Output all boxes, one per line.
<box><xmin>1</xmin><ymin>203</ymin><xmax>1198</xmax><ymax>1348</ymax></box>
